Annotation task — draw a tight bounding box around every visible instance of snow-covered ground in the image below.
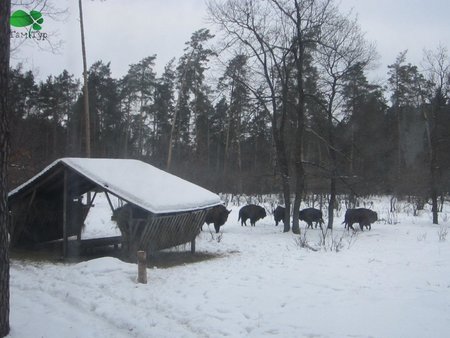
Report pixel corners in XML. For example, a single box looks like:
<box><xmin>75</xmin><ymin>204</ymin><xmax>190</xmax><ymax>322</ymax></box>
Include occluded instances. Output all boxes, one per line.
<box><xmin>7</xmin><ymin>194</ymin><xmax>450</xmax><ymax>338</ymax></box>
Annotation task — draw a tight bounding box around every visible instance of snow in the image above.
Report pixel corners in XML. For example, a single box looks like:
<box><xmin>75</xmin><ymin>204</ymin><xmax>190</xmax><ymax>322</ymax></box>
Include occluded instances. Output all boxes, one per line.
<box><xmin>7</xmin><ymin>194</ymin><xmax>450</xmax><ymax>338</ymax></box>
<box><xmin>9</xmin><ymin>158</ymin><xmax>222</xmax><ymax>214</ymax></box>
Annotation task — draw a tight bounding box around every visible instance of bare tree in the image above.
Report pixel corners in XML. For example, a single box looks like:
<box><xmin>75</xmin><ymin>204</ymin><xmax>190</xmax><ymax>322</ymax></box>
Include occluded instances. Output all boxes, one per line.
<box><xmin>313</xmin><ymin>9</ymin><xmax>376</xmax><ymax>228</ymax></box>
<box><xmin>208</xmin><ymin>0</ymin><xmax>358</xmax><ymax>232</ymax></box>
<box><xmin>0</xmin><ymin>1</ymin><xmax>11</xmax><ymax>335</ymax></box>
<box><xmin>208</xmin><ymin>0</ymin><xmax>295</xmax><ymax>232</ymax></box>
<box><xmin>422</xmin><ymin>45</ymin><xmax>450</xmax><ymax>224</ymax></box>
<box><xmin>269</xmin><ymin>0</ymin><xmax>338</xmax><ymax>232</ymax></box>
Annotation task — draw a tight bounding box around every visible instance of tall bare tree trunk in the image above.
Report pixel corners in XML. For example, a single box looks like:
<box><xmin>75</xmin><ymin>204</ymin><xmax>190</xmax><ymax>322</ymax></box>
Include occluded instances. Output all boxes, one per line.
<box><xmin>430</xmin><ymin>162</ymin><xmax>439</xmax><ymax>224</ymax></box>
<box><xmin>166</xmin><ymin>110</ymin><xmax>177</xmax><ymax>170</ymax></box>
<box><xmin>273</xmin><ymin>126</ymin><xmax>291</xmax><ymax>232</ymax></box>
<box><xmin>326</xmin><ymin>119</ymin><xmax>338</xmax><ymax>229</ymax></box>
<box><xmin>326</xmin><ymin>82</ymin><xmax>338</xmax><ymax>230</ymax></box>
<box><xmin>424</xmin><ymin>103</ymin><xmax>440</xmax><ymax>224</ymax></box>
<box><xmin>291</xmin><ymin>0</ymin><xmax>307</xmax><ymax>235</ymax></box>
<box><xmin>79</xmin><ymin>0</ymin><xmax>91</xmax><ymax>158</ymax></box>
<box><xmin>223</xmin><ymin>124</ymin><xmax>230</xmax><ymax>180</ymax></box>
<box><xmin>428</xmin><ymin>106</ymin><xmax>440</xmax><ymax>224</ymax></box>
<box><xmin>0</xmin><ymin>1</ymin><xmax>11</xmax><ymax>336</ymax></box>
<box><xmin>236</xmin><ymin>109</ymin><xmax>243</xmax><ymax>193</ymax></box>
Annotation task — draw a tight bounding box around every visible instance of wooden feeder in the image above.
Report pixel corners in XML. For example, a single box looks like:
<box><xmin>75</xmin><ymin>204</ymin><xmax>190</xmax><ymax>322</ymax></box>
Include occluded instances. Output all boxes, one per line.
<box><xmin>8</xmin><ymin>158</ymin><xmax>221</xmax><ymax>259</ymax></box>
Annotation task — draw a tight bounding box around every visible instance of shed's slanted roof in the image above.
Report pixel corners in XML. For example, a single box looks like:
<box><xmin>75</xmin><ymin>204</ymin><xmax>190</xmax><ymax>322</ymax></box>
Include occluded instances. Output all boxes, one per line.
<box><xmin>9</xmin><ymin>158</ymin><xmax>222</xmax><ymax>214</ymax></box>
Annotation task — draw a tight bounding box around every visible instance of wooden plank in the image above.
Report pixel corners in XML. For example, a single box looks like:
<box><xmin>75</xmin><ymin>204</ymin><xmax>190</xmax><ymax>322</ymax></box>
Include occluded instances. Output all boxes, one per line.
<box><xmin>104</xmin><ymin>191</ymin><xmax>115</xmax><ymax>213</ymax></box>
<box><xmin>77</xmin><ymin>236</ymin><xmax>122</xmax><ymax>248</ymax></box>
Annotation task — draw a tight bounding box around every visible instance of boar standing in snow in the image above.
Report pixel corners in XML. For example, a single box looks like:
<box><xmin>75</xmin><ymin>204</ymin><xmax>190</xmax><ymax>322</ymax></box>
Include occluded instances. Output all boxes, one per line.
<box><xmin>299</xmin><ymin>208</ymin><xmax>324</xmax><ymax>229</ymax></box>
<box><xmin>273</xmin><ymin>206</ymin><xmax>285</xmax><ymax>226</ymax></box>
<box><xmin>343</xmin><ymin>208</ymin><xmax>378</xmax><ymax>231</ymax></box>
<box><xmin>204</xmin><ymin>205</ymin><xmax>231</xmax><ymax>233</ymax></box>
<box><xmin>238</xmin><ymin>204</ymin><xmax>266</xmax><ymax>227</ymax></box>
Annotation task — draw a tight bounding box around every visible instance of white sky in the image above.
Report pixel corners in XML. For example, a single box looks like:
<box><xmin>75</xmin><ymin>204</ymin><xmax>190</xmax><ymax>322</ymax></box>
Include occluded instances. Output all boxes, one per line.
<box><xmin>10</xmin><ymin>0</ymin><xmax>450</xmax><ymax>84</ymax></box>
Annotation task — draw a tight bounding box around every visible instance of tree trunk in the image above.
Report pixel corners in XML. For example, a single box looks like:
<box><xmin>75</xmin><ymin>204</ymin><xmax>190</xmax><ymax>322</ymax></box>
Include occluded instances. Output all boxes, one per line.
<box><xmin>328</xmin><ymin>173</ymin><xmax>337</xmax><ymax>229</ymax></box>
<box><xmin>292</xmin><ymin>119</ymin><xmax>304</xmax><ymax>235</ymax></box>
<box><xmin>396</xmin><ymin>106</ymin><xmax>402</xmax><ymax>178</ymax></box>
<box><xmin>291</xmin><ymin>0</ymin><xmax>307</xmax><ymax>235</ymax></box>
<box><xmin>424</xmin><ymin>104</ymin><xmax>440</xmax><ymax>225</ymax></box>
<box><xmin>78</xmin><ymin>0</ymin><xmax>91</xmax><ymax>158</ymax></box>
<box><xmin>0</xmin><ymin>1</ymin><xmax>11</xmax><ymax>336</ymax></box>
<box><xmin>430</xmin><ymin>183</ymin><xmax>438</xmax><ymax>224</ymax></box>
<box><xmin>237</xmin><ymin>134</ymin><xmax>243</xmax><ymax>193</ymax></box>
<box><xmin>327</xmin><ymin>100</ymin><xmax>337</xmax><ymax>230</ymax></box>
<box><xmin>166</xmin><ymin>113</ymin><xmax>176</xmax><ymax>170</ymax></box>
<box><xmin>282</xmin><ymin>173</ymin><xmax>291</xmax><ymax>233</ymax></box>
<box><xmin>273</xmin><ymin>127</ymin><xmax>290</xmax><ymax>232</ymax></box>
<box><xmin>430</xmin><ymin>121</ymin><xmax>439</xmax><ymax>225</ymax></box>
<box><xmin>223</xmin><ymin>108</ymin><xmax>231</xmax><ymax>185</ymax></box>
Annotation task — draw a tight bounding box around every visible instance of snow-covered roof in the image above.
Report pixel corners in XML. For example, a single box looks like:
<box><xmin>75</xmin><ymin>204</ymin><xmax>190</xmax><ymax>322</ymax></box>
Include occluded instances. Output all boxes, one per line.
<box><xmin>9</xmin><ymin>158</ymin><xmax>222</xmax><ymax>214</ymax></box>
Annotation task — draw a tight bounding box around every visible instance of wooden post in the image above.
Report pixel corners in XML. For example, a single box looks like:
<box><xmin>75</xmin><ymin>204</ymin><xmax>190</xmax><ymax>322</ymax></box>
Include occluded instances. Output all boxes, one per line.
<box><xmin>62</xmin><ymin>170</ymin><xmax>68</xmax><ymax>258</ymax></box>
<box><xmin>104</xmin><ymin>191</ymin><xmax>115</xmax><ymax>212</ymax></box>
<box><xmin>77</xmin><ymin>197</ymin><xmax>82</xmax><ymax>242</ymax></box>
<box><xmin>190</xmin><ymin>238</ymin><xmax>196</xmax><ymax>254</ymax></box>
<box><xmin>137</xmin><ymin>250</ymin><xmax>147</xmax><ymax>284</ymax></box>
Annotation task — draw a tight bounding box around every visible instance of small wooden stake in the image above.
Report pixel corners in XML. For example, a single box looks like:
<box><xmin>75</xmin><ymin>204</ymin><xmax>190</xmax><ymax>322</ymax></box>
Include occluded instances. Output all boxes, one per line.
<box><xmin>137</xmin><ymin>250</ymin><xmax>147</xmax><ymax>284</ymax></box>
<box><xmin>191</xmin><ymin>238</ymin><xmax>196</xmax><ymax>254</ymax></box>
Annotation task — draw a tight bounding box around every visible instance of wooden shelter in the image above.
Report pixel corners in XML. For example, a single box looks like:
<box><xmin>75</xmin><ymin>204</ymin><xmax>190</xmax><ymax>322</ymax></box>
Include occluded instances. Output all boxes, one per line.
<box><xmin>8</xmin><ymin>158</ymin><xmax>222</xmax><ymax>259</ymax></box>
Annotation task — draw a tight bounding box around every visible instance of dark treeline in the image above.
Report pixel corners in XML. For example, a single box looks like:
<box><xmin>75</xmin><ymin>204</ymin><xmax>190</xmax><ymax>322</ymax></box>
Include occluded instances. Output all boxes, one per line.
<box><xmin>9</xmin><ymin>2</ymin><xmax>450</xmax><ymax>227</ymax></box>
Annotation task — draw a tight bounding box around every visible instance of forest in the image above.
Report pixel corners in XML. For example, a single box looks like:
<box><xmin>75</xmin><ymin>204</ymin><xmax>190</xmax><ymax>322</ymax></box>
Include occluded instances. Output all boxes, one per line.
<box><xmin>8</xmin><ymin>1</ymin><xmax>450</xmax><ymax>227</ymax></box>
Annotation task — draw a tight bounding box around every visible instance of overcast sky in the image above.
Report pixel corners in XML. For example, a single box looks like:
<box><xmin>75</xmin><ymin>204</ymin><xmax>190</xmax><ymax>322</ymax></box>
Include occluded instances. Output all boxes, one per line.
<box><xmin>10</xmin><ymin>0</ymin><xmax>450</xmax><ymax>85</ymax></box>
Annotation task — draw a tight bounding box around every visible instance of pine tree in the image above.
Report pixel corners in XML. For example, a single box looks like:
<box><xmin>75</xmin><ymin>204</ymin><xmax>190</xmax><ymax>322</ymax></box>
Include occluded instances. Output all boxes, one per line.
<box><xmin>123</xmin><ymin>56</ymin><xmax>157</xmax><ymax>157</ymax></box>
<box><xmin>210</xmin><ymin>96</ymin><xmax>228</xmax><ymax>189</ymax></box>
<box><xmin>342</xmin><ymin>63</ymin><xmax>388</xmax><ymax>193</ymax></box>
<box><xmin>168</xmin><ymin>28</ymin><xmax>215</xmax><ymax>170</ymax></box>
<box><xmin>87</xmin><ymin>61</ymin><xmax>123</xmax><ymax>157</ymax></box>
<box><xmin>36</xmin><ymin>71</ymin><xmax>79</xmax><ymax>160</ymax></box>
<box><xmin>151</xmin><ymin>59</ymin><xmax>176</xmax><ymax>166</ymax></box>
<box><xmin>387</xmin><ymin>51</ymin><xmax>430</xmax><ymax>189</ymax></box>
<box><xmin>218</xmin><ymin>54</ymin><xmax>249</xmax><ymax>192</ymax></box>
<box><xmin>8</xmin><ymin>66</ymin><xmax>39</xmax><ymax>185</ymax></box>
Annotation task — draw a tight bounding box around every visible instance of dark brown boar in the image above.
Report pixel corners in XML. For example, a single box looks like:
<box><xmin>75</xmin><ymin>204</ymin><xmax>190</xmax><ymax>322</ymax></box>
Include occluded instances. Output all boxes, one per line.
<box><xmin>238</xmin><ymin>204</ymin><xmax>267</xmax><ymax>227</ymax></box>
<box><xmin>204</xmin><ymin>205</ymin><xmax>231</xmax><ymax>233</ymax></box>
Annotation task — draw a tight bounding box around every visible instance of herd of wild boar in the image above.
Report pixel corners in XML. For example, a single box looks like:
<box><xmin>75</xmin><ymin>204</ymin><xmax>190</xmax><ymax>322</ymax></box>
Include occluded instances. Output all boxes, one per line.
<box><xmin>204</xmin><ymin>204</ymin><xmax>378</xmax><ymax>233</ymax></box>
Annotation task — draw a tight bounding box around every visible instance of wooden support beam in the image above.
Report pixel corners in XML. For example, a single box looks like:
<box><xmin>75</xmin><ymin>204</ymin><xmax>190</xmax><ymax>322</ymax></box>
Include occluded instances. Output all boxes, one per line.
<box><xmin>104</xmin><ymin>191</ymin><xmax>115</xmax><ymax>213</ymax></box>
<box><xmin>78</xmin><ymin>190</ymin><xmax>97</xmax><ymax>241</ymax></box>
<box><xmin>89</xmin><ymin>191</ymin><xmax>97</xmax><ymax>207</ymax></box>
<box><xmin>63</xmin><ymin>169</ymin><xmax>68</xmax><ymax>258</ymax></box>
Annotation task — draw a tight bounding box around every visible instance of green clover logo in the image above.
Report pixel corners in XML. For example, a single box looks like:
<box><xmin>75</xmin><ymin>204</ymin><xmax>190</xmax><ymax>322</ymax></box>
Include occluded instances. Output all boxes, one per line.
<box><xmin>11</xmin><ymin>10</ymin><xmax>44</xmax><ymax>31</ymax></box>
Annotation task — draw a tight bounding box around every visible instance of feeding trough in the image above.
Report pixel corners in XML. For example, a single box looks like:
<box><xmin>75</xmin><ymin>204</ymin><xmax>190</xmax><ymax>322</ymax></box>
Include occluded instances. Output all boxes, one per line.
<box><xmin>8</xmin><ymin>158</ymin><xmax>222</xmax><ymax>259</ymax></box>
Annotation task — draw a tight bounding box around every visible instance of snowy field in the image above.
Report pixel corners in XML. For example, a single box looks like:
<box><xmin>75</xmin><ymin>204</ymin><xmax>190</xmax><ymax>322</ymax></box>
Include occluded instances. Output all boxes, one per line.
<box><xmin>7</xmin><ymin>193</ymin><xmax>450</xmax><ymax>338</ymax></box>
